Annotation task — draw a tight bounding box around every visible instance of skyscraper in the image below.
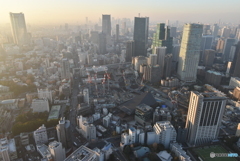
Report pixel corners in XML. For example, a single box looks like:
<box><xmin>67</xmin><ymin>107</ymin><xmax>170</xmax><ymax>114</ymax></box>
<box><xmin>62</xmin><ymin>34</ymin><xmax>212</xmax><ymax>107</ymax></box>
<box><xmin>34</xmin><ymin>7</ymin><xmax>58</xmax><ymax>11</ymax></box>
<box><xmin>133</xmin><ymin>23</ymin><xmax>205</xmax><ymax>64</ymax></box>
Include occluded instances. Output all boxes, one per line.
<box><xmin>116</xmin><ymin>24</ymin><xmax>119</xmax><ymax>42</ymax></box>
<box><xmin>152</xmin><ymin>23</ymin><xmax>173</xmax><ymax>54</ymax></box>
<box><xmin>133</xmin><ymin>17</ymin><xmax>149</xmax><ymax>57</ymax></box>
<box><xmin>98</xmin><ymin>32</ymin><xmax>106</xmax><ymax>54</ymax></box>
<box><xmin>9</xmin><ymin>12</ymin><xmax>29</xmax><ymax>45</ymax></box>
<box><xmin>102</xmin><ymin>15</ymin><xmax>111</xmax><ymax>36</ymax></box>
<box><xmin>230</xmin><ymin>42</ymin><xmax>240</xmax><ymax>77</ymax></box>
<box><xmin>125</xmin><ymin>40</ymin><xmax>135</xmax><ymax>62</ymax></box>
<box><xmin>222</xmin><ymin>38</ymin><xmax>236</xmax><ymax>62</ymax></box>
<box><xmin>56</xmin><ymin>118</ymin><xmax>71</xmax><ymax>149</ymax></box>
<box><xmin>185</xmin><ymin>91</ymin><xmax>226</xmax><ymax>146</ymax></box>
<box><xmin>177</xmin><ymin>23</ymin><xmax>203</xmax><ymax>82</ymax></box>
<box><xmin>61</xmin><ymin>58</ymin><xmax>70</xmax><ymax>79</ymax></box>
<box><xmin>212</xmin><ymin>24</ymin><xmax>219</xmax><ymax>38</ymax></box>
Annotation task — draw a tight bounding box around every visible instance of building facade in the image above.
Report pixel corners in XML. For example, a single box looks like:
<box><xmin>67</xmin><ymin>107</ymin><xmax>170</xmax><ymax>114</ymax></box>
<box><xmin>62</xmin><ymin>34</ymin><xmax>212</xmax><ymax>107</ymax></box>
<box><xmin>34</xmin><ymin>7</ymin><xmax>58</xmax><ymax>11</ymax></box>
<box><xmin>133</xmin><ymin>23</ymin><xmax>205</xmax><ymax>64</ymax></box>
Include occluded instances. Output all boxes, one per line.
<box><xmin>177</xmin><ymin>23</ymin><xmax>203</xmax><ymax>82</ymax></box>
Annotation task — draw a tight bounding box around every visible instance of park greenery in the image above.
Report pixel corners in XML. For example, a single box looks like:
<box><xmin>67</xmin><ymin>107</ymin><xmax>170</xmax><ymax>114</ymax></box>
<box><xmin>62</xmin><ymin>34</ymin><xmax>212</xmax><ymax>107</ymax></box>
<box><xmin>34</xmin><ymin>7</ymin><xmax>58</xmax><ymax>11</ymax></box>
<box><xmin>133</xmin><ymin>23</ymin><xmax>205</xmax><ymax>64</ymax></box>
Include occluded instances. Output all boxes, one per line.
<box><xmin>12</xmin><ymin>111</ymin><xmax>58</xmax><ymax>136</ymax></box>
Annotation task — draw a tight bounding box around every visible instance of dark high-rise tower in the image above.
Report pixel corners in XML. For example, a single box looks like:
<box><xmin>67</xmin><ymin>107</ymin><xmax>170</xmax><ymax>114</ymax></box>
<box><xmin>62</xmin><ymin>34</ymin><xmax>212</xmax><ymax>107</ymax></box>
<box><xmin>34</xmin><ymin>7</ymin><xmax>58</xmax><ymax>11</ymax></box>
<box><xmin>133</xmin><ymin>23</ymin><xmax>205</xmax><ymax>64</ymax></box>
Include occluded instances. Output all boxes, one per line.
<box><xmin>126</xmin><ymin>40</ymin><xmax>135</xmax><ymax>62</ymax></box>
<box><xmin>98</xmin><ymin>33</ymin><xmax>106</xmax><ymax>54</ymax></box>
<box><xmin>102</xmin><ymin>15</ymin><xmax>111</xmax><ymax>36</ymax></box>
<box><xmin>116</xmin><ymin>24</ymin><xmax>119</xmax><ymax>42</ymax></box>
<box><xmin>230</xmin><ymin>41</ymin><xmax>240</xmax><ymax>77</ymax></box>
<box><xmin>133</xmin><ymin>17</ymin><xmax>149</xmax><ymax>57</ymax></box>
<box><xmin>152</xmin><ymin>23</ymin><xmax>173</xmax><ymax>54</ymax></box>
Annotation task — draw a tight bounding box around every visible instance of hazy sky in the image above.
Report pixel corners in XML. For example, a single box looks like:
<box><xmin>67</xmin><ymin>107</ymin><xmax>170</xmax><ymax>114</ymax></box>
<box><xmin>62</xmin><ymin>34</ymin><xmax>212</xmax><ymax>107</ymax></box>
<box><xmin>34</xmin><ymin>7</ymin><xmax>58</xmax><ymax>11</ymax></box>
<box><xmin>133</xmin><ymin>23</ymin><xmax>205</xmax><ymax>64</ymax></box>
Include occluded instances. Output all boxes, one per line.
<box><xmin>1</xmin><ymin>0</ymin><xmax>240</xmax><ymax>25</ymax></box>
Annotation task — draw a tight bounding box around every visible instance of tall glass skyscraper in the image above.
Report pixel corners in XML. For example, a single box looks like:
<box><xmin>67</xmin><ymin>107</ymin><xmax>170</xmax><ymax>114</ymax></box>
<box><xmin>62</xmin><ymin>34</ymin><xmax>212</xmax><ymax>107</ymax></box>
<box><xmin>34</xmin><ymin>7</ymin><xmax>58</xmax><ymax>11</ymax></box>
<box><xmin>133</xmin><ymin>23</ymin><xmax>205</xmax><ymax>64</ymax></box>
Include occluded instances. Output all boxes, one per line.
<box><xmin>152</xmin><ymin>23</ymin><xmax>173</xmax><ymax>54</ymax></box>
<box><xmin>133</xmin><ymin>17</ymin><xmax>149</xmax><ymax>57</ymax></box>
<box><xmin>10</xmin><ymin>12</ymin><xmax>29</xmax><ymax>45</ymax></box>
<box><xmin>177</xmin><ymin>23</ymin><xmax>203</xmax><ymax>82</ymax></box>
<box><xmin>102</xmin><ymin>15</ymin><xmax>111</xmax><ymax>36</ymax></box>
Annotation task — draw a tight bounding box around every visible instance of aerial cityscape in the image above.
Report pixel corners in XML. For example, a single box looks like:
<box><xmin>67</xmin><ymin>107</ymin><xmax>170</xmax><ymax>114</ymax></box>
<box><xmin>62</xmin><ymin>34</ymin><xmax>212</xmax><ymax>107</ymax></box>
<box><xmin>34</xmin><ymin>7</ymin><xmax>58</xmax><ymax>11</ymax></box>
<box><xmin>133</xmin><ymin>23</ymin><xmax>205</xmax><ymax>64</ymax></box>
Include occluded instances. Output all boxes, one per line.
<box><xmin>1</xmin><ymin>1</ymin><xmax>240</xmax><ymax>161</ymax></box>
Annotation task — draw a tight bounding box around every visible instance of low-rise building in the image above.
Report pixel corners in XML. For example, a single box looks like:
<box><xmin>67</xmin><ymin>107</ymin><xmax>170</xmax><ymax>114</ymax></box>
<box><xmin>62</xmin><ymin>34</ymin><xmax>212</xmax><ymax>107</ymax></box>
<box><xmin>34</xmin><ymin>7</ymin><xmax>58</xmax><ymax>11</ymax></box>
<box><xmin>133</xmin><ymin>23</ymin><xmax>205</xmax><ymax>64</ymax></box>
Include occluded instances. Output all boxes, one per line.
<box><xmin>31</xmin><ymin>98</ymin><xmax>50</xmax><ymax>113</ymax></box>
<box><xmin>64</xmin><ymin>145</ymin><xmax>100</xmax><ymax>161</ymax></box>
<box><xmin>170</xmin><ymin>142</ymin><xmax>191</xmax><ymax>161</ymax></box>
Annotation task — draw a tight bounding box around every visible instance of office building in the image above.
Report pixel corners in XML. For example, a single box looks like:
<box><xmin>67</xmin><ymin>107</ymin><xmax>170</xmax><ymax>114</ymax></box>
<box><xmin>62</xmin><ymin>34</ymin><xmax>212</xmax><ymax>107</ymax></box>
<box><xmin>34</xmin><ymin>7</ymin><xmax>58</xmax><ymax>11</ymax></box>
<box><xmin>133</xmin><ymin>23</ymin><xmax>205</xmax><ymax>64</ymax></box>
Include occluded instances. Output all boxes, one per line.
<box><xmin>172</xmin><ymin>45</ymin><xmax>180</xmax><ymax>62</ymax></box>
<box><xmin>64</xmin><ymin>145</ymin><xmax>100</xmax><ymax>161</ymax></box>
<box><xmin>133</xmin><ymin>17</ymin><xmax>149</xmax><ymax>57</ymax></box>
<box><xmin>61</xmin><ymin>58</ymin><xmax>71</xmax><ymax>79</ymax></box>
<box><xmin>31</xmin><ymin>98</ymin><xmax>50</xmax><ymax>113</ymax></box>
<box><xmin>148</xmin><ymin>54</ymin><xmax>157</xmax><ymax>66</ymax></box>
<box><xmin>33</xmin><ymin>124</ymin><xmax>48</xmax><ymax>145</ymax></box>
<box><xmin>129</xmin><ymin>127</ymin><xmax>137</xmax><ymax>144</ymax></box>
<box><xmin>77</xmin><ymin>116</ymin><xmax>97</xmax><ymax>141</ymax></box>
<box><xmin>177</xmin><ymin>23</ymin><xmax>203</xmax><ymax>82</ymax></box>
<box><xmin>164</xmin><ymin>54</ymin><xmax>173</xmax><ymax>78</ymax></box>
<box><xmin>102</xmin><ymin>15</ymin><xmax>111</xmax><ymax>36</ymax></box>
<box><xmin>134</xmin><ymin>56</ymin><xmax>147</xmax><ymax>71</ymax></box>
<box><xmin>221</xmin><ymin>27</ymin><xmax>231</xmax><ymax>38</ymax></box>
<box><xmin>201</xmin><ymin>35</ymin><xmax>213</xmax><ymax>51</ymax></box>
<box><xmin>229</xmin><ymin>45</ymin><xmax>237</xmax><ymax>62</ymax></box>
<box><xmin>185</xmin><ymin>91</ymin><xmax>226</xmax><ymax>146</ymax></box>
<box><xmin>155</xmin><ymin>46</ymin><xmax>166</xmax><ymax>78</ymax></box>
<box><xmin>37</xmin><ymin>88</ymin><xmax>53</xmax><ymax>103</ymax></box>
<box><xmin>116</xmin><ymin>24</ymin><xmax>119</xmax><ymax>42</ymax></box>
<box><xmin>212</xmin><ymin>24</ymin><xmax>219</xmax><ymax>38</ymax></box>
<box><xmin>229</xmin><ymin>77</ymin><xmax>240</xmax><ymax>88</ymax></box>
<box><xmin>153</xmin><ymin>121</ymin><xmax>177</xmax><ymax>148</ymax></box>
<box><xmin>20</xmin><ymin>133</ymin><xmax>29</xmax><ymax>145</ymax></box>
<box><xmin>170</xmin><ymin>142</ymin><xmax>191</xmax><ymax>161</ymax></box>
<box><xmin>0</xmin><ymin>138</ymin><xmax>17</xmax><ymax>161</ymax></box>
<box><xmin>9</xmin><ymin>12</ymin><xmax>30</xmax><ymax>45</ymax></box>
<box><xmin>205</xmin><ymin>70</ymin><xmax>222</xmax><ymax>87</ymax></box>
<box><xmin>56</xmin><ymin>117</ymin><xmax>71</xmax><ymax>149</ymax></box>
<box><xmin>142</xmin><ymin>64</ymin><xmax>161</xmax><ymax>84</ymax></box>
<box><xmin>203</xmin><ymin>49</ymin><xmax>215</xmax><ymax>67</ymax></box>
<box><xmin>233</xmin><ymin>87</ymin><xmax>240</xmax><ymax>101</ymax></box>
<box><xmin>125</xmin><ymin>40</ymin><xmax>134</xmax><ymax>62</ymax></box>
<box><xmin>152</xmin><ymin>23</ymin><xmax>173</xmax><ymax>54</ymax></box>
<box><xmin>90</xmin><ymin>31</ymin><xmax>99</xmax><ymax>44</ymax></box>
<box><xmin>236</xmin><ymin>123</ymin><xmax>240</xmax><ymax>136</ymax></box>
<box><xmin>37</xmin><ymin>144</ymin><xmax>52</xmax><ymax>160</ymax></box>
<box><xmin>230</xmin><ymin>42</ymin><xmax>240</xmax><ymax>77</ymax></box>
<box><xmin>49</xmin><ymin>141</ymin><xmax>66</xmax><ymax>161</ymax></box>
<box><xmin>83</xmin><ymin>88</ymin><xmax>89</xmax><ymax>105</ymax></box>
<box><xmin>135</xmin><ymin>103</ymin><xmax>153</xmax><ymax>125</ymax></box>
<box><xmin>98</xmin><ymin>32</ymin><xmax>106</xmax><ymax>54</ymax></box>
<box><xmin>202</xmin><ymin>25</ymin><xmax>211</xmax><ymax>35</ymax></box>
<box><xmin>216</xmin><ymin>38</ymin><xmax>225</xmax><ymax>53</ymax></box>
<box><xmin>170</xmin><ymin>27</ymin><xmax>177</xmax><ymax>37</ymax></box>
<box><xmin>222</xmin><ymin>38</ymin><xmax>236</xmax><ymax>62</ymax></box>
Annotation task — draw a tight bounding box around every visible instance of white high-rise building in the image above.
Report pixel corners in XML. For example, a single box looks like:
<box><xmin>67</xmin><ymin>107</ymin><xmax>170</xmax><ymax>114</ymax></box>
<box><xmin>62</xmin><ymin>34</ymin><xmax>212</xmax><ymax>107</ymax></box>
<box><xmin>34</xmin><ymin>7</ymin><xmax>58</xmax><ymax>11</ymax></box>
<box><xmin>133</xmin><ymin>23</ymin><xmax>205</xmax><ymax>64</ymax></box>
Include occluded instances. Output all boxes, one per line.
<box><xmin>185</xmin><ymin>91</ymin><xmax>226</xmax><ymax>146</ymax></box>
<box><xmin>153</xmin><ymin>121</ymin><xmax>177</xmax><ymax>148</ymax></box>
<box><xmin>9</xmin><ymin>12</ymin><xmax>29</xmax><ymax>45</ymax></box>
<box><xmin>61</xmin><ymin>58</ymin><xmax>70</xmax><ymax>80</ymax></box>
<box><xmin>177</xmin><ymin>24</ymin><xmax>203</xmax><ymax>82</ymax></box>
<box><xmin>49</xmin><ymin>141</ymin><xmax>66</xmax><ymax>161</ymax></box>
<box><xmin>121</xmin><ymin>133</ymin><xmax>130</xmax><ymax>145</ymax></box>
<box><xmin>34</xmin><ymin>124</ymin><xmax>48</xmax><ymax>145</ymax></box>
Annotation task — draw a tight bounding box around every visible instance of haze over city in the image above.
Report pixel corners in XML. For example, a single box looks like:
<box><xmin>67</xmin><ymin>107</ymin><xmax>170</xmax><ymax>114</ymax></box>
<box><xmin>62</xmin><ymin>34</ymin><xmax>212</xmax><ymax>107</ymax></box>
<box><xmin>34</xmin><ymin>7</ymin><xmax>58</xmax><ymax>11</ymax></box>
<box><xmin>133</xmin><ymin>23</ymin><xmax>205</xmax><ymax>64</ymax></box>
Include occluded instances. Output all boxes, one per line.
<box><xmin>1</xmin><ymin>0</ymin><xmax>240</xmax><ymax>25</ymax></box>
<box><xmin>1</xmin><ymin>1</ymin><xmax>240</xmax><ymax>161</ymax></box>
